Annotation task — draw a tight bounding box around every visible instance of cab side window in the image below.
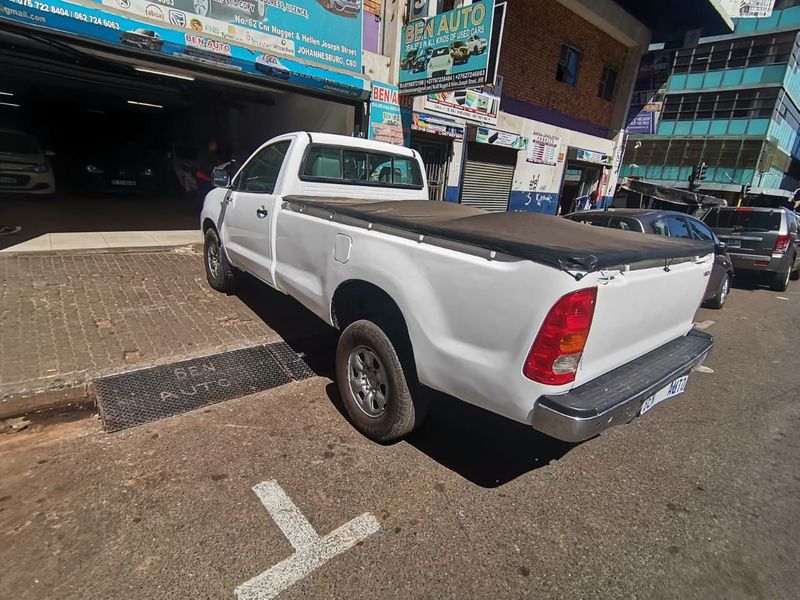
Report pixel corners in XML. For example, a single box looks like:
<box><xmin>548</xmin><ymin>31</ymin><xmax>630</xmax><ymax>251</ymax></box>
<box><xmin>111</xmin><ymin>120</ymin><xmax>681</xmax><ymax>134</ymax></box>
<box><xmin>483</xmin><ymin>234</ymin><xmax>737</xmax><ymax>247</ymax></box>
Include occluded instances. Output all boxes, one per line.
<box><xmin>235</xmin><ymin>140</ymin><xmax>291</xmax><ymax>194</ymax></box>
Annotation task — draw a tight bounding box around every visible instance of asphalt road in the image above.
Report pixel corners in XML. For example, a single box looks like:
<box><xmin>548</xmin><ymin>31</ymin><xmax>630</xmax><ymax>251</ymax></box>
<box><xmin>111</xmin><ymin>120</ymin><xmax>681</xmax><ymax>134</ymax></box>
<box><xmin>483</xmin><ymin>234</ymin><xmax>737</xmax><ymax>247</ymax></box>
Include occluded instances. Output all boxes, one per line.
<box><xmin>2</xmin><ymin>276</ymin><xmax>799</xmax><ymax>599</ymax></box>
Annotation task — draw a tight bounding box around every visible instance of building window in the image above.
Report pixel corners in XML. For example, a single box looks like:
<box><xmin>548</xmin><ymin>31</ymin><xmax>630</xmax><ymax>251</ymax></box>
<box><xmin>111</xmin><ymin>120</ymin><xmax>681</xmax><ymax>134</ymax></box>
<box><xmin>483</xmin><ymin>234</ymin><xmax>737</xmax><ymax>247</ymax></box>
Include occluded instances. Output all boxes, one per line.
<box><xmin>556</xmin><ymin>44</ymin><xmax>581</xmax><ymax>86</ymax></box>
<box><xmin>673</xmin><ymin>31</ymin><xmax>797</xmax><ymax>74</ymax></box>
<box><xmin>598</xmin><ymin>65</ymin><xmax>618</xmax><ymax>101</ymax></box>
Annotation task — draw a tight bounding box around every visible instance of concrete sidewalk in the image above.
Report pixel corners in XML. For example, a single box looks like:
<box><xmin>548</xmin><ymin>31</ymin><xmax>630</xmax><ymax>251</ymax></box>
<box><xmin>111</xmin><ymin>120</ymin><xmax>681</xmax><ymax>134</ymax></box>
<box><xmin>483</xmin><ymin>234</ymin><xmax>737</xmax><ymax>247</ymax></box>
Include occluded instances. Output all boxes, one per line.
<box><xmin>0</xmin><ymin>230</ymin><xmax>200</xmax><ymax>253</ymax></box>
<box><xmin>0</xmin><ymin>245</ymin><xmax>326</xmax><ymax>418</ymax></box>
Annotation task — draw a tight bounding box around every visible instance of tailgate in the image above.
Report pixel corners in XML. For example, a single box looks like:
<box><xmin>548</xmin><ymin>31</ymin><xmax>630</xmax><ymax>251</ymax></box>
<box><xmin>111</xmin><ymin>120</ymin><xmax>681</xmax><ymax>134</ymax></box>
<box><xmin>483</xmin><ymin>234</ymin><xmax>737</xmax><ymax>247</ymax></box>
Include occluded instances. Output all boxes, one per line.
<box><xmin>716</xmin><ymin>228</ymin><xmax>777</xmax><ymax>256</ymax></box>
<box><xmin>574</xmin><ymin>254</ymin><xmax>712</xmax><ymax>387</ymax></box>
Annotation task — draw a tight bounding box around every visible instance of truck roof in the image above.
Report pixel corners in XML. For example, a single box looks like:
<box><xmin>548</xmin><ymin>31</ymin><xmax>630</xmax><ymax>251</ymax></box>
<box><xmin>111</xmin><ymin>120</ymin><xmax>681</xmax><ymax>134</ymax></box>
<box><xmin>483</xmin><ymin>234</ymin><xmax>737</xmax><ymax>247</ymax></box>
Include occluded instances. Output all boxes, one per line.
<box><xmin>289</xmin><ymin>132</ymin><xmax>419</xmax><ymax>159</ymax></box>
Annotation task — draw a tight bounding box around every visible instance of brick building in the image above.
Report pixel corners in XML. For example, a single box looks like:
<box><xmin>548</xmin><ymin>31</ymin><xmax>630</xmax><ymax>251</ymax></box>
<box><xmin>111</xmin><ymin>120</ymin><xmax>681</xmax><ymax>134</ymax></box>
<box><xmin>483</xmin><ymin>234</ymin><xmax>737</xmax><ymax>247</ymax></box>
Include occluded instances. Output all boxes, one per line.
<box><xmin>378</xmin><ymin>0</ymin><xmax>733</xmax><ymax>214</ymax></box>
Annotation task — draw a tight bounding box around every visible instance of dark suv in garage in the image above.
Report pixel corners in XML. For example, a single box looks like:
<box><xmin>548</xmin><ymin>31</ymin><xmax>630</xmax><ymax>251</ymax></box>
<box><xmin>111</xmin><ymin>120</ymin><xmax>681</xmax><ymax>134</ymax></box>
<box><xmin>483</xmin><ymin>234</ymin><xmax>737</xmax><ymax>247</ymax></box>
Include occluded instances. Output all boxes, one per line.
<box><xmin>702</xmin><ymin>206</ymin><xmax>800</xmax><ymax>292</ymax></box>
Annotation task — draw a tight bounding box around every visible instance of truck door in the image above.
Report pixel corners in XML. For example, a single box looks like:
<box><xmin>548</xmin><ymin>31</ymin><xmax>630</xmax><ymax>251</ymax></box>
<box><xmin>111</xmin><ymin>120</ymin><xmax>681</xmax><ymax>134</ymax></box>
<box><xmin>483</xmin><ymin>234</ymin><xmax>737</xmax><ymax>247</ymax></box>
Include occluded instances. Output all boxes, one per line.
<box><xmin>222</xmin><ymin>140</ymin><xmax>291</xmax><ymax>285</ymax></box>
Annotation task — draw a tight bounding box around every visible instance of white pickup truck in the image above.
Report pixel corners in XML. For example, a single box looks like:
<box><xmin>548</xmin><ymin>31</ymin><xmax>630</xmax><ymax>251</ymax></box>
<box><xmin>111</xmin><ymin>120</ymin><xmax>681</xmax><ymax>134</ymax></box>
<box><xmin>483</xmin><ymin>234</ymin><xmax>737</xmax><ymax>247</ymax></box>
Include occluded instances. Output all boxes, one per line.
<box><xmin>201</xmin><ymin>132</ymin><xmax>714</xmax><ymax>443</ymax></box>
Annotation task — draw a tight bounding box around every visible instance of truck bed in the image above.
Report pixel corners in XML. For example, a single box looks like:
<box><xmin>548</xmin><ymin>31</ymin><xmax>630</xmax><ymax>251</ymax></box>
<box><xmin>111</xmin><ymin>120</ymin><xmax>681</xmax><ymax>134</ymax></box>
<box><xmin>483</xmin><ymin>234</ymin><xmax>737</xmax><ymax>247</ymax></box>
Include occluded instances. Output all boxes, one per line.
<box><xmin>283</xmin><ymin>196</ymin><xmax>713</xmax><ymax>273</ymax></box>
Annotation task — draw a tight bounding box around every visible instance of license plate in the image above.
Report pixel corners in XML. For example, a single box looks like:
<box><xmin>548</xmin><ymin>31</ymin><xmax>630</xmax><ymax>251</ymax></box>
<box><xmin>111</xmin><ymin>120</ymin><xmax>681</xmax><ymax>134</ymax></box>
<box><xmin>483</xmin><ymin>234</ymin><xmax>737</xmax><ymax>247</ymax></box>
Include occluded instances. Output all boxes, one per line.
<box><xmin>111</xmin><ymin>179</ymin><xmax>137</xmax><ymax>186</ymax></box>
<box><xmin>726</xmin><ymin>239</ymin><xmax>741</xmax><ymax>248</ymax></box>
<box><xmin>640</xmin><ymin>375</ymin><xmax>689</xmax><ymax>415</ymax></box>
<box><xmin>0</xmin><ymin>176</ymin><xmax>18</xmax><ymax>184</ymax></box>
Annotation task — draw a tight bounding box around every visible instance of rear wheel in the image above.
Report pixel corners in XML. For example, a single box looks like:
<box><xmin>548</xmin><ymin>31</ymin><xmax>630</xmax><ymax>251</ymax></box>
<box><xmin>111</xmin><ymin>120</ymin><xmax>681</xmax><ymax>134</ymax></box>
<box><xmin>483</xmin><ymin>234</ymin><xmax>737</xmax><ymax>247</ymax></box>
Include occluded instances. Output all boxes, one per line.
<box><xmin>707</xmin><ymin>273</ymin><xmax>731</xmax><ymax>309</ymax></box>
<box><xmin>790</xmin><ymin>255</ymin><xmax>799</xmax><ymax>281</ymax></box>
<box><xmin>769</xmin><ymin>265</ymin><xmax>791</xmax><ymax>292</ymax></box>
<box><xmin>336</xmin><ymin>319</ymin><xmax>427</xmax><ymax>443</ymax></box>
<box><xmin>204</xmin><ymin>227</ymin><xmax>237</xmax><ymax>293</ymax></box>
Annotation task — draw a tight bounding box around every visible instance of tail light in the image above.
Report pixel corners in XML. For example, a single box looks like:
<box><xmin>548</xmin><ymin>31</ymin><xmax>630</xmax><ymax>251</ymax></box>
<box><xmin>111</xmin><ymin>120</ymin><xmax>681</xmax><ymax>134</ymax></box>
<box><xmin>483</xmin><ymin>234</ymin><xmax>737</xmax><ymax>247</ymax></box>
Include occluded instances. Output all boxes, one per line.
<box><xmin>774</xmin><ymin>234</ymin><xmax>791</xmax><ymax>254</ymax></box>
<box><xmin>523</xmin><ymin>288</ymin><xmax>597</xmax><ymax>386</ymax></box>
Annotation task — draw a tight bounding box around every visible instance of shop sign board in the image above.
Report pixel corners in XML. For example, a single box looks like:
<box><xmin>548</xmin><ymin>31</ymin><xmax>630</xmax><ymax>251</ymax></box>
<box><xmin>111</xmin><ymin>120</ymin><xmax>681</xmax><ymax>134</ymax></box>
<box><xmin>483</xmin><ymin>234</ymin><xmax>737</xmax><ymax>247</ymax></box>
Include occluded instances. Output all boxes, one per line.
<box><xmin>575</xmin><ymin>148</ymin><xmax>611</xmax><ymax>165</ymax></box>
<box><xmin>423</xmin><ymin>88</ymin><xmax>498</xmax><ymax>125</ymax></box>
<box><xmin>475</xmin><ymin>127</ymin><xmax>526</xmax><ymax>150</ymax></box>
<box><xmin>98</xmin><ymin>0</ymin><xmax>363</xmax><ymax>73</ymax></box>
<box><xmin>0</xmin><ymin>0</ymin><xmax>368</xmax><ymax>98</ymax></box>
<box><xmin>527</xmin><ymin>131</ymin><xmax>560</xmax><ymax>166</ymax></box>
<box><xmin>411</xmin><ymin>112</ymin><xmax>465</xmax><ymax>140</ymax></box>
<box><xmin>368</xmin><ymin>82</ymin><xmax>412</xmax><ymax>146</ymax></box>
<box><xmin>399</xmin><ymin>0</ymin><xmax>495</xmax><ymax>95</ymax></box>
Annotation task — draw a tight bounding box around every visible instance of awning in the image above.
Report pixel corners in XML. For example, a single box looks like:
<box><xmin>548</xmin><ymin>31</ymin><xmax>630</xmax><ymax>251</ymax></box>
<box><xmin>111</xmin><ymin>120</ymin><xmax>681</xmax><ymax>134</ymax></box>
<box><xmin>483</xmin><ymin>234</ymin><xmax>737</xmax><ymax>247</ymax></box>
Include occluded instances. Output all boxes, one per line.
<box><xmin>621</xmin><ymin>179</ymin><xmax>727</xmax><ymax>208</ymax></box>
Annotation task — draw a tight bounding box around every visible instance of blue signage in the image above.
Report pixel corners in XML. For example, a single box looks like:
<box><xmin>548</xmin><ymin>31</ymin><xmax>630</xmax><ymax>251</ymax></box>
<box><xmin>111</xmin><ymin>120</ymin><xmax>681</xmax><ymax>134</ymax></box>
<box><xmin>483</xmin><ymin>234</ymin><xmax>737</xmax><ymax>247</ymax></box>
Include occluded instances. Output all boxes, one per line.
<box><xmin>95</xmin><ymin>0</ymin><xmax>362</xmax><ymax>73</ymax></box>
<box><xmin>399</xmin><ymin>0</ymin><xmax>494</xmax><ymax>94</ymax></box>
<box><xmin>0</xmin><ymin>0</ymin><xmax>368</xmax><ymax>98</ymax></box>
<box><xmin>368</xmin><ymin>81</ymin><xmax>411</xmax><ymax>146</ymax></box>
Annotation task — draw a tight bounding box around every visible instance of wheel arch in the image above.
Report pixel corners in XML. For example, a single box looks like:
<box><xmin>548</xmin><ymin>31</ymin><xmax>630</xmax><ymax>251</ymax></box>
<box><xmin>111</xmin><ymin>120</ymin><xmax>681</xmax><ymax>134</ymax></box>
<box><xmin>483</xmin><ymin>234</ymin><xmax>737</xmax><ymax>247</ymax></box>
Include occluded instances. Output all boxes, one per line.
<box><xmin>331</xmin><ymin>279</ymin><xmax>418</xmax><ymax>383</ymax></box>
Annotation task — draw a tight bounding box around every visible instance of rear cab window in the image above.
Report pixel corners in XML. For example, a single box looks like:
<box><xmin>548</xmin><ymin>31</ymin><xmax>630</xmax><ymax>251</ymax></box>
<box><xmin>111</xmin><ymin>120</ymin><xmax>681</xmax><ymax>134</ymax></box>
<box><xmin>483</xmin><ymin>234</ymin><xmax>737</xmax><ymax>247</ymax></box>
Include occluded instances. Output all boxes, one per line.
<box><xmin>703</xmin><ymin>208</ymin><xmax>782</xmax><ymax>231</ymax></box>
<box><xmin>301</xmin><ymin>144</ymin><xmax>423</xmax><ymax>189</ymax></box>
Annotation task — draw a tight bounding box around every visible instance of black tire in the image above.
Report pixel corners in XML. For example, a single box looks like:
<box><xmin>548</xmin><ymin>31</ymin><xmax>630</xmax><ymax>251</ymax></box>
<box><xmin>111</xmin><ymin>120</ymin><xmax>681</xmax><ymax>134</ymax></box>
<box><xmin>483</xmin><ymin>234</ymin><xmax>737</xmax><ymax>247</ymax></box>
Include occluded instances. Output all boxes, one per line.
<box><xmin>769</xmin><ymin>265</ymin><xmax>791</xmax><ymax>292</ymax></box>
<box><xmin>335</xmin><ymin>319</ymin><xmax>428</xmax><ymax>443</ymax></box>
<box><xmin>706</xmin><ymin>273</ymin><xmax>731</xmax><ymax>309</ymax></box>
<box><xmin>790</xmin><ymin>256</ymin><xmax>799</xmax><ymax>281</ymax></box>
<box><xmin>204</xmin><ymin>227</ymin><xmax>237</xmax><ymax>293</ymax></box>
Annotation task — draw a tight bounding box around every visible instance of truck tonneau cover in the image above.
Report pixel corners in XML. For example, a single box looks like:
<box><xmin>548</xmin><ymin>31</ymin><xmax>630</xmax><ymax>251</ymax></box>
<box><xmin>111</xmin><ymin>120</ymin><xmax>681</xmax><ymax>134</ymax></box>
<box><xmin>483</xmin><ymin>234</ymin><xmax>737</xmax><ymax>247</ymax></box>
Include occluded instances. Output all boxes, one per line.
<box><xmin>284</xmin><ymin>196</ymin><xmax>714</xmax><ymax>273</ymax></box>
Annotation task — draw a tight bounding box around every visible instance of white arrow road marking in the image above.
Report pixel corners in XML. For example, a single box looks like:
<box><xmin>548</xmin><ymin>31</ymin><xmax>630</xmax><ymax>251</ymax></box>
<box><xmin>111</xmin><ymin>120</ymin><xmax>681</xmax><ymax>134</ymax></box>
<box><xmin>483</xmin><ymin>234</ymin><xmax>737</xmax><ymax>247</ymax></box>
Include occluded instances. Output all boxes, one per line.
<box><xmin>235</xmin><ymin>480</ymin><xmax>380</xmax><ymax>600</ymax></box>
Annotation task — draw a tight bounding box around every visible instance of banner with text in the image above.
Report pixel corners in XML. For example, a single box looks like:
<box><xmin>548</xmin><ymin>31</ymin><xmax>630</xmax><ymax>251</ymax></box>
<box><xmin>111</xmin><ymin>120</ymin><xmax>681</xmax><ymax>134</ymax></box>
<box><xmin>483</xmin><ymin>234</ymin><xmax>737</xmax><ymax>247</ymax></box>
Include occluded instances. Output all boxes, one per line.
<box><xmin>97</xmin><ymin>0</ymin><xmax>362</xmax><ymax>72</ymax></box>
<box><xmin>368</xmin><ymin>82</ymin><xmax>412</xmax><ymax>146</ymax></box>
<box><xmin>527</xmin><ymin>131</ymin><xmax>560</xmax><ymax>166</ymax></box>
<box><xmin>399</xmin><ymin>0</ymin><xmax>494</xmax><ymax>95</ymax></box>
<box><xmin>424</xmin><ymin>88</ymin><xmax>498</xmax><ymax>125</ymax></box>
<box><xmin>0</xmin><ymin>0</ymin><xmax>368</xmax><ymax>97</ymax></box>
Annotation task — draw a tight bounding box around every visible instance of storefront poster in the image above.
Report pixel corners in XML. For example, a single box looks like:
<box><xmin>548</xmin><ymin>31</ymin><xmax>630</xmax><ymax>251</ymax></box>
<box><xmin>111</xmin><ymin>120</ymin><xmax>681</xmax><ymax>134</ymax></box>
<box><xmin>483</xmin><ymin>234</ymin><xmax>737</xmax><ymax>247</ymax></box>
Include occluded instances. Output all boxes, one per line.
<box><xmin>0</xmin><ymin>0</ymin><xmax>368</xmax><ymax>97</ymax></box>
<box><xmin>96</xmin><ymin>0</ymin><xmax>362</xmax><ymax>72</ymax></box>
<box><xmin>411</xmin><ymin>112</ymin><xmax>464</xmax><ymax>140</ymax></box>
<box><xmin>527</xmin><ymin>131</ymin><xmax>560</xmax><ymax>166</ymax></box>
<box><xmin>399</xmin><ymin>0</ymin><xmax>494</xmax><ymax>94</ymax></box>
<box><xmin>368</xmin><ymin>82</ymin><xmax>412</xmax><ymax>146</ymax></box>
<box><xmin>475</xmin><ymin>127</ymin><xmax>526</xmax><ymax>150</ymax></box>
<box><xmin>424</xmin><ymin>88</ymin><xmax>498</xmax><ymax>125</ymax></box>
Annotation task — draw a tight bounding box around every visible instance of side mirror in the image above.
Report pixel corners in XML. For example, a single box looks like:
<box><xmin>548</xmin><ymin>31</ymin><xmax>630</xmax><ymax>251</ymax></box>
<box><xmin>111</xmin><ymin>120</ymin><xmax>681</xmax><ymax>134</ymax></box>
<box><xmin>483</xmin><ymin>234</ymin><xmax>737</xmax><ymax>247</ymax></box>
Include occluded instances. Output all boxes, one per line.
<box><xmin>212</xmin><ymin>168</ymin><xmax>231</xmax><ymax>188</ymax></box>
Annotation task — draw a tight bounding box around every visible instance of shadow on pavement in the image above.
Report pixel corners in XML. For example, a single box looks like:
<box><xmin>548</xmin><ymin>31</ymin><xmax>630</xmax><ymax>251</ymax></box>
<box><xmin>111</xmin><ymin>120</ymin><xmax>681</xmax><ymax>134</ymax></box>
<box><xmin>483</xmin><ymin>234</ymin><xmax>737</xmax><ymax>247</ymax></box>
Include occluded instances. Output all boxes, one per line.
<box><xmin>237</xmin><ymin>275</ymin><xmax>576</xmax><ymax>488</ymax></box>
<box><xmin>0</xmin><ymin>192</ymin><xmax>200</xmax><ymax>250</ymax></box>
<box><xmin>404</xmin><ymin>391</ymin><xmax>575</xmax><ymax>488</ymax></box>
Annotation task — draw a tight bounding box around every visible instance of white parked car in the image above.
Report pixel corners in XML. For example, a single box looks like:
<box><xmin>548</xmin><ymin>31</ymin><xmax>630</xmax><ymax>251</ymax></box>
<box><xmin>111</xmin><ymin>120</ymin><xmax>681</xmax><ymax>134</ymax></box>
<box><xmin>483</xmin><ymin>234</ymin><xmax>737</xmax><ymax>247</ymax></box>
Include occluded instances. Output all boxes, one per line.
<box><xmin>466</xmin><ymin>34</ymin><xmax>488</xmax><ymax>54</ymax></box>
<box><xmin>426</xmin><ymin>47</ymin><xmax>453</xmax><ymax>78</ymax></box>
<box><xmin>201</xmin><ymin>132</ymin><xmax>715</xmax><ymax>444</ymax></box>
<box><xmin>0</xmin><ymin>129</ymin><xmax>55</xmax><ymax>195</ymax></box>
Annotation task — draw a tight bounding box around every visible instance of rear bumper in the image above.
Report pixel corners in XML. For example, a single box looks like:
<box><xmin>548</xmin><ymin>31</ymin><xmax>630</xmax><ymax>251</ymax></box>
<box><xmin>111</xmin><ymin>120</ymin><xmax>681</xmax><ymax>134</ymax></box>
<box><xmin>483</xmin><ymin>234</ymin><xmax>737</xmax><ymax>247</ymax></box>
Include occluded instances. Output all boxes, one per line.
<box><xmin>531</xmin><ymin>330</ymin><xmax>713</xmax><ymax>443</ymax></box>
<box><xmin>729</xmin><ymin>252</ymin><xmax>783</xmax><ymax>273</ymax></box>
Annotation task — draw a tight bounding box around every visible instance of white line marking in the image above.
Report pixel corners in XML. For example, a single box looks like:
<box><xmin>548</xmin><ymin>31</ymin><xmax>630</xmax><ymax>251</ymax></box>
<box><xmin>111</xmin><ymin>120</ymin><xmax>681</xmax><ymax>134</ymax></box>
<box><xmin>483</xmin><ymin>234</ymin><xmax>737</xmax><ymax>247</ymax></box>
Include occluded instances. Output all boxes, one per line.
<box><xmin>694</xmin><ymin>320</ymin><xmax>716</xmax><ymax>330</ymax></box>
<box><xmin>696</xmin><ymin>365</ymin><xmax>715</xmax><ymax>374</ymax></box>
<box><xmin>235</xmin><ymin>480</ymin><xmax>379</xmax><ymax>600</ymax></box>
<box><xmin>776</xmin><ymin>296</ymin><xmax>789</xmax><ymax>301</ymax></box>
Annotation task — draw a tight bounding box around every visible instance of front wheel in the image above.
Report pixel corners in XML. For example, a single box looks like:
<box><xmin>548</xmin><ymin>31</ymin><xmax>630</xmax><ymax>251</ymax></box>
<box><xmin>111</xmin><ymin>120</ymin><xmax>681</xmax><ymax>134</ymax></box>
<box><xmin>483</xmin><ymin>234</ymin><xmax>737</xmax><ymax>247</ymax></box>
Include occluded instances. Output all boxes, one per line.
<box><xmin>335</xmin><ymin>320</ymin><xmax>428</xmax><ymax>443</ymax></box>
<box><xmin>204</xmin><ymin>227</ymin><xmax>237</xmax><ymax>293</ymax></box>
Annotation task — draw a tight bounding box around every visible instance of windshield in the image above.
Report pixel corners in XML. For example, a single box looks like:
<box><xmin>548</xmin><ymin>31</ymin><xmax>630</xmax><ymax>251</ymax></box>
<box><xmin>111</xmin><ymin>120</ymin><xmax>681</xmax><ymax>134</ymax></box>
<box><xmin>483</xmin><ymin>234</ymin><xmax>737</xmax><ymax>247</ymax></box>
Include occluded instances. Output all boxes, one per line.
<box><xmin>0</xmin><ymin>132</ymin><xmax>40</xmax><ymax>155</ymax></box>
<box><xmin>703</xmin><ymin>208</ymin><xmax>781</xmax><ymax>232</ymax></box>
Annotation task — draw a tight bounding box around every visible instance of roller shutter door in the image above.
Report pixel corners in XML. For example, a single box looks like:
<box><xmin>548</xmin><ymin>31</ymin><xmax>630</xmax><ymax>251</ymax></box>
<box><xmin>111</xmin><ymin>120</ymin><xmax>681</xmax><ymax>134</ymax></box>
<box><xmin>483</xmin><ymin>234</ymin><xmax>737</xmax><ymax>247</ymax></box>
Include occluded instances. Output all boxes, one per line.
<box><xmin>460</xmin><ymin>160</ymin><xmax>515</xmax><ymax>212</ymax></box>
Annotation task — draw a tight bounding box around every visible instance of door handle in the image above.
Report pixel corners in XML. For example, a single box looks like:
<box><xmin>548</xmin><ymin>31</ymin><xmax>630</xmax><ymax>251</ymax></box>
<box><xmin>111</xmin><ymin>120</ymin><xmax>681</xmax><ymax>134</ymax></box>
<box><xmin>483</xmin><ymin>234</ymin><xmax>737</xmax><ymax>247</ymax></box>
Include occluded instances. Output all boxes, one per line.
<box><xmin>256</xmin><ymin>207</ymin><xmax>268</xmax><ymax>219</ymax></box>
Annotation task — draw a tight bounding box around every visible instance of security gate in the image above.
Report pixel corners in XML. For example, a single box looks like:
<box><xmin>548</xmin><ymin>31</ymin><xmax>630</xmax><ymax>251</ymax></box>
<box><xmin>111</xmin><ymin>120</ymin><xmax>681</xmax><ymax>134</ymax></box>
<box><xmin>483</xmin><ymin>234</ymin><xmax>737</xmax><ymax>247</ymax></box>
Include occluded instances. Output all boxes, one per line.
<box><xmin>412</xmin><ymin>137</ymin><xmax>450</xmax><ymax>202</ymax></box>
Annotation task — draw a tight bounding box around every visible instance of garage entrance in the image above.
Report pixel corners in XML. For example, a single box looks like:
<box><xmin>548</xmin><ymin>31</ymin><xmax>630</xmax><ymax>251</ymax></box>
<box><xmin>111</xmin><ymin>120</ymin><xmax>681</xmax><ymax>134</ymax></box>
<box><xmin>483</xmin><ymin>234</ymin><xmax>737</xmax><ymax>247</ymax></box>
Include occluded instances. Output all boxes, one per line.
<box><xmin>0</xmin><ymin>28</ymin><xmax>358</xmax><ymax>250</ymax></box>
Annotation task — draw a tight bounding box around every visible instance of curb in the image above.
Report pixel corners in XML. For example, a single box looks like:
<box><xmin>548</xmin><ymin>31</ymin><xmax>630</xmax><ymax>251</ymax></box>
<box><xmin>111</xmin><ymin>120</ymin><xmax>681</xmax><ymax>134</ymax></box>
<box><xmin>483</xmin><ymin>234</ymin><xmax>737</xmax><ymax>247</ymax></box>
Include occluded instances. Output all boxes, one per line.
<box><xmin>0</xmin><ymin>382</ymin><xmax>95</xmax><ymax>420</ymax></box>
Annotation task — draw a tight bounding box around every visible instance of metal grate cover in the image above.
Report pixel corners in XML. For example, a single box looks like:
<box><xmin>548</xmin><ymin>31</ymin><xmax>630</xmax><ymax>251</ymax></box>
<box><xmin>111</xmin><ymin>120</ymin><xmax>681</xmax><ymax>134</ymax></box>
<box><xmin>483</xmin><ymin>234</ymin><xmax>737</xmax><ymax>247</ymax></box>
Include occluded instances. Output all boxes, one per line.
<box><xmin>94</xmin><ymin>342</ymin><xmax>314</xmax><ymax>432</ymax></box>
